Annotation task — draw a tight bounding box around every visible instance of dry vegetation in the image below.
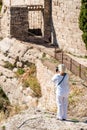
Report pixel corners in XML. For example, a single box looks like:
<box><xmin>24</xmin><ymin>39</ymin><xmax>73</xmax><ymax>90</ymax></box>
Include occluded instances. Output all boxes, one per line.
<box><xmin>17</xmin><ymin>63</ymin><xmax>42</xmax><ymax>98</ymax></box>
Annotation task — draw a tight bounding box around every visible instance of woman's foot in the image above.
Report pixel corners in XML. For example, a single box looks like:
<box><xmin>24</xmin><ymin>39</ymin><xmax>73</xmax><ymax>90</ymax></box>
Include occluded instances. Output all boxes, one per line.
<box><xmin>62</xmin><ymin>119</ymin><xmax>66</xmax><ymax>121</ymax></box>
<box><xmin>56</xmin><ymin>118</ymin><xmax>66</xmax><ymax>121</ymax></box>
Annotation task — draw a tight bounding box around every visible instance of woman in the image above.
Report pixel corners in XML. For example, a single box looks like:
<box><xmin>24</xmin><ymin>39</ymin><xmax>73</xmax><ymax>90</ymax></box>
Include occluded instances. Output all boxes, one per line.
<box><xmin>52</xmin><ymin>64</ymin><xmax>69</xmax><ymax>120</ymax></box>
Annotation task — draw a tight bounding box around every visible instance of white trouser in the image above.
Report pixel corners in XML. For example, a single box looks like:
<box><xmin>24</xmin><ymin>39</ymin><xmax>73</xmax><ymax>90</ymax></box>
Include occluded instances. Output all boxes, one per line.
<box><xmin>56</xmin><ymin>95</ymin><xmax>68</xmax><ymax>119</ymax></box>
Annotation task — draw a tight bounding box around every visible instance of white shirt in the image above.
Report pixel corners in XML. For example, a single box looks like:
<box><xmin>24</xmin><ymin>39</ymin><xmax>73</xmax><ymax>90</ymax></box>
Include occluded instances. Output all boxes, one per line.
<box><xmin>52</xmin><ymin>73</ymin><xmax>69</xmax><ymax>96</ymax></box>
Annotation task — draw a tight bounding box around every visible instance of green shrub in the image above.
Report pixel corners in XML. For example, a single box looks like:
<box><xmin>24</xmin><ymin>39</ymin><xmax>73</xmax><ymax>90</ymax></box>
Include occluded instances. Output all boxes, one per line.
<box><xmin>79</xmin><ymin>0</ymin><xmax>87</xmax><ymax>49</ymax></box>
<box><xmin>16</xmin><ymin>68</ymin><xmax>25</xmax><ymax>75</ymax></box>
<box><xmin>82</xmin><ymin>32</ymin><xmax>87</xmax><ymax>48</ymax></box>
<box><xmin>2</xmin><ymin>126</ymin><xmax>6</xmax><ymax>130</ymax></box>
<box><xmin>81</xmin><ymin>0</ymin><xmax>87</xmax><ymax>4</ymax></box>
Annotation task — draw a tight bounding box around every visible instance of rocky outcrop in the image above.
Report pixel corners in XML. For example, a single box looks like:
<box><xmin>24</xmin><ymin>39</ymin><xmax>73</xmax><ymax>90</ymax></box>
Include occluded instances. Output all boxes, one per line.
<box><xmin>0</xmin><ymin>108</ymin><xmax>87</xmax><ymax>130</ymax></box>
<box><xmin>0</xmin><ymin>38</ymin><xmax>87</xmax><ymax>130</ymax></box>
<box><xmin>36</xmin><ymin>60</ymin><xmax>56</xmax><ymax>112</ymax></box>
<box><xmin>0</xmin><ymin>38</ymin><xmax>56</xmax><ymax>111</ymax></box>
<box><xmin>0</xmin><ymin>38</ymin><xmax>41</xmax><ymax>108</ymax></box>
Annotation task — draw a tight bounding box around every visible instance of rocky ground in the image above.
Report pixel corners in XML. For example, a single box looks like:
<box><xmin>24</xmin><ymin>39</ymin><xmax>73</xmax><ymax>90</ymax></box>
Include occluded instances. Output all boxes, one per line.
<box><xmin>0</xmin><ymin>38</ymin><xmax>87</xmax><ymax>130</ymax></box>
<box><xmin>0</xmin><ymin>108</ymin><xmax>87</xmax><ymax>130</ymax></box>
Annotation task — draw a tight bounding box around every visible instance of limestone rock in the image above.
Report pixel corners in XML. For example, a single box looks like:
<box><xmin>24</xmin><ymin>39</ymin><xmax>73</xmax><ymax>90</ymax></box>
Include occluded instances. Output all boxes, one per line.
<box><xmin>0</xmin><ymin>109</ymin><xmax>87</xmax><ymax>130</ymax></box>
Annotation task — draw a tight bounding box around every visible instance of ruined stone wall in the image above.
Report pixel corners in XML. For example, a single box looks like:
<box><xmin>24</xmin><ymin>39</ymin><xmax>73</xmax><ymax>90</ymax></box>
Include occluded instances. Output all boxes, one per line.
<box><xmin>1</xmin><ymin>0</ymin><xmax>44</xmax><ymax>41</ymax></box>
<box><xmin>3</xmin><ymin>0</ymin><xmax>44</xmax><ymax>6</ymax></box>
<box><xmin>10</xmin><ymin>6</ymin><xmax>29</xmax><ymax>41</ymax></box>
<box><xmin>1</xmin><ymin>0</ymin><xmax>87</xmax><ymax>56</ymax></box>
<box><xmin>52</xmin><ymin>0</ymin><xmax>87</xmax><ymax>56</ymax></box>
<box><xmin>44</xmin><ymin>0</ymin><xmax>51</xmax><ymax>42</ymax></box>
<box><xmin>36</xmin><ymin>60</ymin><xmax>56</xmax><ymax>112</ymax></box>
<box><xmin>1</xmin><ymin>7</ymin><xmax>10</xmax><ymax>38</ymax></box>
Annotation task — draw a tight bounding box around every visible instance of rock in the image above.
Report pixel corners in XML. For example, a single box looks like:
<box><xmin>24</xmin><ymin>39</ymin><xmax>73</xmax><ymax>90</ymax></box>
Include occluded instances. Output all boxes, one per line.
<box><xmin>13</xmin><ymin>68</ymin><xmax>18</xmax><ymax>73</ymax></box>
<box><xmin>0</xmin><ymin>66</ymin><xmax>15</xmax><ymax>78</ymax></box>
<box><xmin>8</xmin><ymin>40</ymin><xmax>29</xmax><ymax>60</ymax></box>
<box><xmin>16</xmin><ymin>61</ymin><xmax>23</xmax><ymax>68</ymax></box>
<box><xmin>22</xmin><ymin>87</ymin><xmax>35</xmax><ymax>97</ymax></box>
<box><xmin>0</xmin><ymin>108</ymin><xmax>87</xmax><ymax>130</ymax></box>
<box><xmin>0</xmin><ymin>38</ymin><xmax>13</xmax><ymax>53</ymax></box>
<box><xmin>0</xmin><ymin>38</ymin><xmax>87</xmax><ymax>130</ymax></box>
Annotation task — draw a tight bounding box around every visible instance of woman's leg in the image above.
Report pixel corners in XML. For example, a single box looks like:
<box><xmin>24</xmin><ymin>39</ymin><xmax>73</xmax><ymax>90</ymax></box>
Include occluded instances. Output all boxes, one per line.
<box><xmin>56</xmin><ymin>95</ymin><xmax>63</xmax><ymax>119</ymax></box>
<box><xmin>62</xmin><ymin>96</ymin><xmax>68</xmax><ymax>119</ymax></box>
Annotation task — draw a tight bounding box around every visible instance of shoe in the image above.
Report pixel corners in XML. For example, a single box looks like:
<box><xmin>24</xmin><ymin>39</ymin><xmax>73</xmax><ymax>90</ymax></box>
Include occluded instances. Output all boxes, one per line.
<box><xmin>62</xmin><ymin>119</ymin><xmax>66</xmax><ymax>121</ymax></box>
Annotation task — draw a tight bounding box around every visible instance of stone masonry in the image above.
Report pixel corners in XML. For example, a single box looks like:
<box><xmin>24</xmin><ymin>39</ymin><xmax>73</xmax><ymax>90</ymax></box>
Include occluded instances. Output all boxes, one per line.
<box><xmin>52</xmin><ymin>0</ymin><xmax>87</xmax><ymax>56</ymax></box>
<box><xmin>10</xmin><ymin>6</ymin><xmax>29</xmax><ymax>41</ymax></box>
<box><xmin>0</xmin><ymin>0</ymin><xmax>87</xmax><ymax>56</ymax></box>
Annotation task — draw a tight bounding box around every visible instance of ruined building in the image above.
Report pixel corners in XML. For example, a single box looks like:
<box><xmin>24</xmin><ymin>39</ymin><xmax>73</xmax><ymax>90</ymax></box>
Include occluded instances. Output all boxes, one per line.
<box><xmin>0</xmin><ymin>0</ymin><xmax>87</xmax><ymax>56</ymax></box>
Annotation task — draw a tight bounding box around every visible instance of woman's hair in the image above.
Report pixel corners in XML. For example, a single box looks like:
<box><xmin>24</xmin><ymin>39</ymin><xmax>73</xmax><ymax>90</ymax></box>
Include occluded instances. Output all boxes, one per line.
<box><xmin>58</xmin><ymin>64</ymin><xmax>66</xmax><ymax>73</ymax></box>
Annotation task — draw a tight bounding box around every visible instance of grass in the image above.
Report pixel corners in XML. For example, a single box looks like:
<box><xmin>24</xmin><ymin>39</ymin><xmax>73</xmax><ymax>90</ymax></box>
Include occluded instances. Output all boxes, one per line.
<box><xmin>1</xmin><ymin>126</ymin><xmax>6</xmax><ymax>130</ymax></box>
<box><xmin>16</xmin><ymin>63</ymin><xmax>42</xmax><ymax>98</ymax></box>
<box><xmin>16</xmin><ymin>68</ymin><xmax>25</xmax><ymax>77</ymax></box>
<box><xmin>68</xmin><ymin>51</ymin><xmax>87</xmax><ymax>59</ymax></box>
<box><xmin>69</xmin><ymin>86</ymin><xmax>84</xmax><ymax>109</ymax></box>
<box><xmin>42</xmin><ymin>52</ymin><xmax>58</xmax><ymax>63</ymax></box>
<box><xmin>23</xmin><ymin>64</ymin><xmax>41</xmax><ymax>97</ymax></box>
<box><xmin>23</xmin><ymin>75</ymin><xmax>41</xmax><ymax>97</ymax></box>
<box><xmin>3</xmin><ymin>61</ymin><xmax>15</xmax><ymax>70</ymax></box>
<box><xmin>71</xmin><ymin>118</ymin><xmax>79</xmax><ymax>123</ymax></box>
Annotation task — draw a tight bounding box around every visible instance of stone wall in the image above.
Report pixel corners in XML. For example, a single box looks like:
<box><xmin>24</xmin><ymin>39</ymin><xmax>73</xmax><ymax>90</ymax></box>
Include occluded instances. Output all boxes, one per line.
<box><xmin>10</xmin><ymin>6</ymin><xmax>29</xmax><ymax>41</ymax></box>
<box><xmin>44</xmin><ymin>0</ymin><xmax>51</xmax><ymax>42</ymax></box>
<box><xmin>3</xmin><ymin>0</ymin><xmax>44</xmax><ymax>6</ymax></box>
<box><xmin>52</xmin><ymin>0</ymin><xmax>87</xmax><ymax>56</ymax></box>
<box><xmin>1</xmin><ymin>0</ymin><xmax>87</xmax><ymax>56</ymax></box>
<box><xmin>36</xmin><ymin>59</ymin><xmax>56</xmax><ymax>112</ymax></box>
<box><xmin>10</xmin><ymin>6</ymin><xmax>44</xmax><ymax>41</ymax></box>
<box><xmin>1</xmin><ymin>7</ymin><xmax>10</xmax><ymax>38</ymax></box>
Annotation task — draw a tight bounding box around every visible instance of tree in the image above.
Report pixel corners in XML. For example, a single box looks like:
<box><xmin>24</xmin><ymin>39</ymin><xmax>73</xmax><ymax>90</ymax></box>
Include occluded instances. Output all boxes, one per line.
<box><xmin>79</xmin><ymin>0</ymin><xmax>87</xmax><ymax>49</ymax></box>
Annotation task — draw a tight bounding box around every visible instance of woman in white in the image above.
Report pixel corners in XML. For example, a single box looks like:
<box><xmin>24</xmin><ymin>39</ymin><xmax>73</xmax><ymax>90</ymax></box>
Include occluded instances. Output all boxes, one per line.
<box><xmin>52</xmin><ymin>64</ymin><xmax>69</xmax><ymax>120</ymax></box>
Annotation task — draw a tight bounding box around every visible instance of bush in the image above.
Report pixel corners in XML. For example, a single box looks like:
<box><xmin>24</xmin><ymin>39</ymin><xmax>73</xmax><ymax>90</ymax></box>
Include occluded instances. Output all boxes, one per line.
<box><xmin>82</xmin><ymin>32</ymin><xmax>87</xmax><ymax>48</ymax></box>
<box><xmin>16</xmin><ymin>68</ymin><xmax>25</xmax><ymax>75</ymax></box>
<box><xmin>0</xmin><ymin>1</ymin><xmax>2</xmax><ymax>12</ymax></box>
<box><xmin>79</xmin><ymin>0</ymin><xmax>87</xmax><ymax>49</ymax></box>
<box><xmin>0</xmin><ymin>87</ymin><xmax>10</xmax><ymax>111</ymax></box>
<box><xmin>81</xmin><ymin>0</ymin><xmax>87</xmax><ymax>4</ymax></box>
